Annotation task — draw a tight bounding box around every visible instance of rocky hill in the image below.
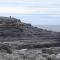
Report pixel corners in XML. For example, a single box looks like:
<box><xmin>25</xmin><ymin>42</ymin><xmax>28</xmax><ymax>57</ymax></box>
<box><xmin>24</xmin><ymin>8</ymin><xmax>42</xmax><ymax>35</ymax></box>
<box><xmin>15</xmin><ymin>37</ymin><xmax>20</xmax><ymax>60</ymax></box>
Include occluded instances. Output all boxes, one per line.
<box><xmin>0</xmin><ymin>16</ymin><xmax>60</xmax><ymax>47</ymax></box>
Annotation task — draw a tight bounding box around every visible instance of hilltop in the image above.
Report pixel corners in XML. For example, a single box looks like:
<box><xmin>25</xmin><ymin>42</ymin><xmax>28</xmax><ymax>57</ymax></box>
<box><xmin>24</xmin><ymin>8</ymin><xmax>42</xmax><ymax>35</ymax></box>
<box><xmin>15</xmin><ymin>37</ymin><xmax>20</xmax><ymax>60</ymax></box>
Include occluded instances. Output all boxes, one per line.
<box><xmin>0</xmin><ymin>16</ymin><xmax>59</xmax><ymax>48</ymax></box>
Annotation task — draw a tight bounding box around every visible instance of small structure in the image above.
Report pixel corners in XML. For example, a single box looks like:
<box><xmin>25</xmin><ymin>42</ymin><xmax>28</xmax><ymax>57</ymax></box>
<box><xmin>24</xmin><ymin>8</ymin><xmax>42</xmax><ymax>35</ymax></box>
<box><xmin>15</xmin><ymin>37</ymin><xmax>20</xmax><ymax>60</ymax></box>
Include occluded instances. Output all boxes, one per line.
<box><xmin>0</xmin><ymin>16</ymin><xmax>22</xmax><ymax>28</ymax></box>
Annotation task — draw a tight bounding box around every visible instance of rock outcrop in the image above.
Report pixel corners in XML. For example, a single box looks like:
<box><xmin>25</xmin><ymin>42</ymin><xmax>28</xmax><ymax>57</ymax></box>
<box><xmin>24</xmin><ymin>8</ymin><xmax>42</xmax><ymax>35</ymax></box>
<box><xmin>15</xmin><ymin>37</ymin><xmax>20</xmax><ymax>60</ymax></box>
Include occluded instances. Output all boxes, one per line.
<box><xmin>0</xmin><ymin>16</ymin><xmax>59</xmax><ymax>47</ymax></box>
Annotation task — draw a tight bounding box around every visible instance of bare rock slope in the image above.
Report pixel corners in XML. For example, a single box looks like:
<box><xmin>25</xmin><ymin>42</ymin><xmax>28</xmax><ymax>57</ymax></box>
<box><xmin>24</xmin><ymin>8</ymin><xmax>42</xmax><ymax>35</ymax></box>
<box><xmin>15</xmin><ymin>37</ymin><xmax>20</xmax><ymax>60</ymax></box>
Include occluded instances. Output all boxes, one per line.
<box><xmin>0</xmin><ymin>16</ymin><xmax>60</xmax><ymax>46</ymax></box>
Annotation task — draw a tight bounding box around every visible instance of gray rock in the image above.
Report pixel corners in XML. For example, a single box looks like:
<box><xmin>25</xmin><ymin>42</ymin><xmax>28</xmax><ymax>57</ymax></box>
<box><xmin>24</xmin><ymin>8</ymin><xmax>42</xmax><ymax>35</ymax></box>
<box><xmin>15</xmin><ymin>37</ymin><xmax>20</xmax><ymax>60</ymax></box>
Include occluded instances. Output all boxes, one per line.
<box><xmin>0</xmin><ymin>16</ymin><xmax>59</xmax><ymax>47</ymax></box>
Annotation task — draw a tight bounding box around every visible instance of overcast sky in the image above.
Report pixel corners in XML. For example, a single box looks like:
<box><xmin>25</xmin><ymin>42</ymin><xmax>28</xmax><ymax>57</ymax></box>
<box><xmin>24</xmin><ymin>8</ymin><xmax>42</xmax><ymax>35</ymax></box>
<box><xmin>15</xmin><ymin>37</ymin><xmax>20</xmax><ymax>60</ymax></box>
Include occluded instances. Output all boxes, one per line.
<box><xmin>0</xmin><ymin>0</ymin><xmax>60</xmax><ymax>25</ymax></box>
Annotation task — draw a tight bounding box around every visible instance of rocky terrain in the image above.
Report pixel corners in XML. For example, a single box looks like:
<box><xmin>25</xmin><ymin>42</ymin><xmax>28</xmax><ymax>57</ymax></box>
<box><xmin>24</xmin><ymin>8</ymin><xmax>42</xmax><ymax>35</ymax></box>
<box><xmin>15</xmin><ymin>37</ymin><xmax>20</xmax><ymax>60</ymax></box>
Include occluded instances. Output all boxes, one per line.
<box><xmin>0</xmin><ymin>16</ymin><xmax>59</xmax><ymax>45</ymax></box>
<box><xmin>0</xmin><ymin>16</ymin><xmax>60</xmax><ymax>60</ymax></box>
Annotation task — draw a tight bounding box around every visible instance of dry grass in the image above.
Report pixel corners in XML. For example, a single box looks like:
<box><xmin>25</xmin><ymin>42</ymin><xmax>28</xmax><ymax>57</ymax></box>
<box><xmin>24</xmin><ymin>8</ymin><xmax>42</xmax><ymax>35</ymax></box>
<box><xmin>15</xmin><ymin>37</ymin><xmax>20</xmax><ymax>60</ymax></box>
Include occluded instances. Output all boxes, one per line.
<box><xmin>0</xmin><ymin>47</ymin><xmax>60</xmax><ymax>60</ymax></box>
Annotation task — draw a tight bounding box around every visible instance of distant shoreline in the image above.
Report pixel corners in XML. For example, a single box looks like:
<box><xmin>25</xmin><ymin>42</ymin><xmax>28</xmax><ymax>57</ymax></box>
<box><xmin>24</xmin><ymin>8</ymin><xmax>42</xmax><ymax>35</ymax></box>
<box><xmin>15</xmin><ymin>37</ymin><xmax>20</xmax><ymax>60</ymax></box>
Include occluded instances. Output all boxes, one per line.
<box><xmin>35</xmin><ymin>25</ymin><xmax>60</xmax><ymax>32</ymax></box>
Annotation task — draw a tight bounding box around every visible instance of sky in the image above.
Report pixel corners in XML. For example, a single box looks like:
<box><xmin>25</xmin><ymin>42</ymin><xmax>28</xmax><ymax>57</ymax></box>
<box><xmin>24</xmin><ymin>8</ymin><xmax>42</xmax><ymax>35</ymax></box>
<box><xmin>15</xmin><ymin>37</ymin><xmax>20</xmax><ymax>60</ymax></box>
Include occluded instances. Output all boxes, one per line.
<box><xmin>0</xmin><ymin>0</ymin><xmax>60</xmax><ymax>25</ymax></box>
